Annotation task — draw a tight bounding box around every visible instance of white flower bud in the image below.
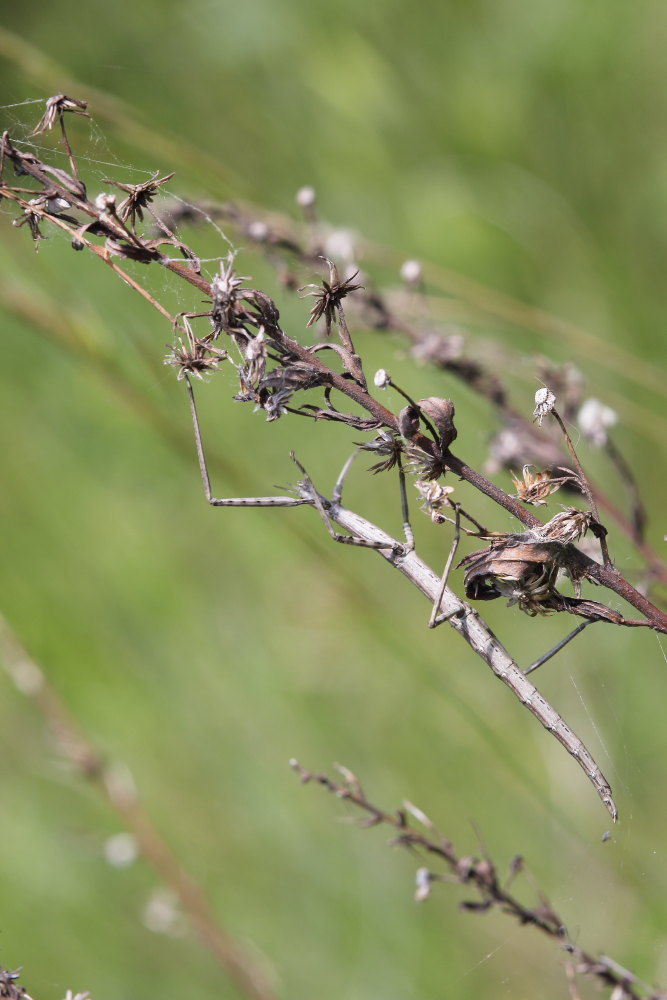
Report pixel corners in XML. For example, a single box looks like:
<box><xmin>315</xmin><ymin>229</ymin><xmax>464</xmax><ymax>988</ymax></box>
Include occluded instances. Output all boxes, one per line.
<box><xmin>374</xmin><ymin>368</ymin><xmax>390</xmax><ymax>389</ymax></box>
<box><xmin>400</xmin><ymin>259</ymin><xmax>422</xmax><ymax>286</ymax></box>
<box><xmin>533</xmin><ymin>387</ymin><xmax>556</xmax><ymax>425</ymax></box>
<box><xmin>295</xmin><ymin>185</ymin><xmax>316</xmax><ymax>208</ymax></box>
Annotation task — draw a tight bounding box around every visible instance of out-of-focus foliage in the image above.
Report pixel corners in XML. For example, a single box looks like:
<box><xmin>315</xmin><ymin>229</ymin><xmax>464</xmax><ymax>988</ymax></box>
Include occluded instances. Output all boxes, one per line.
<box><xmin>0</xmin><ymin>3</ymin><xmax>666</xmax><ymax>999</ymax></box>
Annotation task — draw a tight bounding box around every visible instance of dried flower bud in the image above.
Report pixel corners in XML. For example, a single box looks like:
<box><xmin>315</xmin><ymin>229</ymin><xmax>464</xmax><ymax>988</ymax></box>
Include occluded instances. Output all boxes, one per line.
<box><xmin>417</xmin><ymin>397</ymin><xmax>457</xmax><ymax>451</ymax></box>
<box><xmin>533</xmin><ymin>387</ymin><xmax>556</xmax><ymax>425</ymax></box>
<box><xmin>374</xmin><ymin>368</ymin><xmax>390</xmax><ymax>389</ymax></box>
<box><xmin>577</xmin><ymin>398</ymin><xmax>618</xmax><ymax>447</ymax></box>
<box><xmin>400</xmin><ymin>259</ymin><xmax>422</xmax><ymax>286</ymax></box>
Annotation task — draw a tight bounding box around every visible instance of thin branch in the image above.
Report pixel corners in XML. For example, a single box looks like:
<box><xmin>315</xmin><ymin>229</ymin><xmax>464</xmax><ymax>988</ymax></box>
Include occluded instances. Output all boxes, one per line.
<box><xmin>291</xmin><ymin>762</ymin><xmax>667</xmax><ymax>1000</ymax></box>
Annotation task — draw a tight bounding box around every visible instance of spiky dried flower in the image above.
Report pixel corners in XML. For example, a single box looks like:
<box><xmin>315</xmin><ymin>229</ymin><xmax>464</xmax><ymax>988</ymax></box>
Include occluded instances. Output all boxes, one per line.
<box><xmin>415</xmin><ymin>480</ymin><xmax>455</xmax><ymax>523</ymax></box>
<box><xmin>164</xmin><ymin>333</ymin><xmax>223</xmax><ymax>380</ymax></box>
<box><xmin>405</xmin><ymin>442</ymin><xmax>447</xmax><ymax>482</ymax></box>
<box><xmin>299</xmin><ymin>257</ymin><xmax>363</xmax><ymax>333</ymax></box>
<box><xmin>533</xmin><ymin>386</ymin><xmax>556</xmax><ymax>426</ymax></box>
<box><xmin>103</xmin><ymin>172</ymin><xmax>175</xmax><ymax>227</ymax></box>
<box><xmin>29</xmin><ymin>94</ymin><xmax>89</xmax><ymax>136</ymax></box>
<box><xmin>357</xmin><ymin>430</ymin><xmax>404</xmax><ymax>473</ymax></box>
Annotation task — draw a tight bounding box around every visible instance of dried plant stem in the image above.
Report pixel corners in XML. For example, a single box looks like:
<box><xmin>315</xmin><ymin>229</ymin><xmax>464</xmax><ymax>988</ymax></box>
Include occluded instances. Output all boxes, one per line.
<box><xmin>291</xmin><ymin>762</ymin><xmax>667</xmax><ymax>1000</ymax></box>
<box><xmin>0</xmin><ymin>617</ymin><xmax>276</xmax><ymax>1000</ymax></box>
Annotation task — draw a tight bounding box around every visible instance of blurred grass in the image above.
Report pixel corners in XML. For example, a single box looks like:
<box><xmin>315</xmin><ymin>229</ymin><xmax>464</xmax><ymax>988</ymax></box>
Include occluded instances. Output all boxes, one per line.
<box><xmin>0</xmin><ymin>4</ymin><xmax>666</xmax><ymax>1000</ymax></box>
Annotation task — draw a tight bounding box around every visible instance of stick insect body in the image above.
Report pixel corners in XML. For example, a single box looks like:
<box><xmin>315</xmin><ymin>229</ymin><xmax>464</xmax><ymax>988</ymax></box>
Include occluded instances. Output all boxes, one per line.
<box><xmin>185</xmin><ymin>376</ymin><xmax>617</xmax><ymax>822</ymax></box>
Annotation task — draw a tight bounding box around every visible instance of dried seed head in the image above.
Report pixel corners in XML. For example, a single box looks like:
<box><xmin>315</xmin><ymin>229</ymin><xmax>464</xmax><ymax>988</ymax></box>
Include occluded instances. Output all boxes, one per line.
<box><xmin>578</xmin><ymin>398</ymin><xmax>618</xmax><ymax>447</ymax></box>
<box><xmin>29</xmin><ymin>94</ymin><xmax>89</xmax><ymax>137</ymax></box>
<box><xmin>102</xmin><ymin>171</ymin><xmax>175</xmax><ymax>226</ymax></box>
<box><xmin>539</xmin><ymin>507</ymin><xmax>592</xmax><ymax>543</ymax></box>
<box><xmin>510</xmin><ymin>465</ymin><xmax>562</xmax><ymax>506</ymax></box>
<box><xmin>299</xmin><ymin>257</ymin><xmax>363</xmax><ymax>331</ymax></box>
<box><xmin>374</xmin><ymin>368</ymin><xmax>390</xmax><ymax>389</ymax></box>
<box><xmin>164</xmin><ymin>326</ymin><xmax>223</xmax><ymax>381</ymax></box>
<box><xmin>533</xmin><ymin>386</ymin><xmax>556</xmax><ymax>425</ymax></box>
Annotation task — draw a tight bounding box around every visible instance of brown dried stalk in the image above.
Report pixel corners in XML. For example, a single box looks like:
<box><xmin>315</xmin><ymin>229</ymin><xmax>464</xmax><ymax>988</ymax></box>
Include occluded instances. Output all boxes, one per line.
<box><xmin>291</xmin><ymin>762</ymin><xmax>667</xmax><ymax>1000</ymax></box>
<box><xmin>0</xmin><ymin>618</ymin><xmax>276</xmax><ymax>1000</ymax></box>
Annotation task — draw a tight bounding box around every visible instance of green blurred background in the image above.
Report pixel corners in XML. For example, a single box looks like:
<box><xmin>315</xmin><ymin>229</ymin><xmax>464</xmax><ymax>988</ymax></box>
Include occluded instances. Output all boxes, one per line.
<box><xmin>0</xmin><ymin>2</ymin><xmax>666</xmax><ymax>998</ymax></box>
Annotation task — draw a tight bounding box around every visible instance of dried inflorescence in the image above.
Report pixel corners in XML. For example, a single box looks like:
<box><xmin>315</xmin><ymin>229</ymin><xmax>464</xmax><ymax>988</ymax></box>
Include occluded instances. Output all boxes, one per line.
<box><xmin>510</xmin><ymin>464</ymin><xmax>576</xmax><ymax>506</ymax></box>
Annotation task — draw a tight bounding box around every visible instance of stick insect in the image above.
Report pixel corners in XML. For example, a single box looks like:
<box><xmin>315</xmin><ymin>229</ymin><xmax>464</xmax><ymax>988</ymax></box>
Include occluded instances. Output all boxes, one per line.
<box><xmin>184</xmin><ymin>376</ymin><xmax>617</xmax><ymax>821</ymax></box>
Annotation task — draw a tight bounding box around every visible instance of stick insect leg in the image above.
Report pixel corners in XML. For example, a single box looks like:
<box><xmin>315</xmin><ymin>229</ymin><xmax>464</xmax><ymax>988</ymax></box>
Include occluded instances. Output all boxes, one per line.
<box><xmin>291</xmin><ymin>453</ymin><xmax>406</xmax><ymax>553</ymax></box>
<box><xmin>331</xmin><ymin>449</ymin><xmax>360</xmax><ymax>504</ymax></box>
<box><xmin>524</xmin><ymin>621</ymin><xmax>596</xmax><ymax>676</ymax></box>
<box><xmin>397</xmin><ymin>455</ymin><xmax>415</xmax><ymax>553</ymax></box>
<box><xmin>428</xmin><ymin>504</ymin><xmax>465</xmax><ymax>629</ymax></box>
<box><xmin>331</xmin><ymin>449</ymin><xmax>414</xmax><ymax>551</ymax></box>
<box><xmin>185</xmin><ymin>376</ymin><xmax>307</xmax><ymax>508</ymax></box>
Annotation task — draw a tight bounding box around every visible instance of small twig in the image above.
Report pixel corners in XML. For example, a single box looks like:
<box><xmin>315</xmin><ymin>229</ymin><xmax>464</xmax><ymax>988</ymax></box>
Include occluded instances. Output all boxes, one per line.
<box><xmin>291</xmin><ymin>762</ymin><xmax>665</xmax><ymax>1000</ymax></box>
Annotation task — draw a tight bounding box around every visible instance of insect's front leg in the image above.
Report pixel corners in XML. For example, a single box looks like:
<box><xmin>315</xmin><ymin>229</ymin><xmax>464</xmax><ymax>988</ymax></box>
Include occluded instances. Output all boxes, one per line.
<box><xmin>186</xmin><ymin>376</ymin><xmax>307</xmax><ymax>509</ymax></box>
